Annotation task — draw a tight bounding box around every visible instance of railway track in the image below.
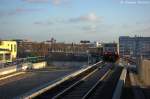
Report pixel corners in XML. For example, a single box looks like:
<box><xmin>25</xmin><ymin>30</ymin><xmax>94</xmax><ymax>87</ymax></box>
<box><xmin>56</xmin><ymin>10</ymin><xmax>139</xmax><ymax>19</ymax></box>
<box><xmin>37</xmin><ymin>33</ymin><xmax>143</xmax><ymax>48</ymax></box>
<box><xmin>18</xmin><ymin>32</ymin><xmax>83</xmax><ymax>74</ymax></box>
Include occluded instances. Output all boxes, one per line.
<box><xmin>34</xmin><ymin>63</ymin><xmax>123</xmax><ymax>99</ymax></box>
<box><xmin>33</xmin><ymin>62</ymin><xmax>105</xmax><ymax>99</ymax></box>
<box><xmin>87</xmin><ymin>66</ymin><xmax>123</xmax><ymax>99</ymax></box>
<box><xmin>52</xmin><ymin>64</ymin><xmax>112</xmax><ymax>99</ymax></box>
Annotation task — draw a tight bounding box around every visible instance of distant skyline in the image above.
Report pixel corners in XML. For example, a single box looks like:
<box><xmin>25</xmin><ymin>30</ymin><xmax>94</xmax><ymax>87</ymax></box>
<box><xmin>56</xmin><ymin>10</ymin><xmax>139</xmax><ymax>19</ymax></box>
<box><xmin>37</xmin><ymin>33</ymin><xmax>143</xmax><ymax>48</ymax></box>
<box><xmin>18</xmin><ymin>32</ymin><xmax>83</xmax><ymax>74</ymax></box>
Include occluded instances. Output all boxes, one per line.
<box><xmin>0</xmin><ymin>0</ymin><xmax>150</xmax><ymax>42</ymax></box>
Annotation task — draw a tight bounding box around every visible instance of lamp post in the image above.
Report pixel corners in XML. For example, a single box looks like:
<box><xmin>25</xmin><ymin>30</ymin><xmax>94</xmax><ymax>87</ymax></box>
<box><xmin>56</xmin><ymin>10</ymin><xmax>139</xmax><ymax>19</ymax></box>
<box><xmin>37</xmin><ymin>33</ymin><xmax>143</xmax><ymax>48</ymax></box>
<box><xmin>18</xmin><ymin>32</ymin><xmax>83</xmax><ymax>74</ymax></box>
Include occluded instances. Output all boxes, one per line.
<box><xmin>86</xmin><ymin>50</ymin><xmax>89</xmax><ymax>66</ymax></box>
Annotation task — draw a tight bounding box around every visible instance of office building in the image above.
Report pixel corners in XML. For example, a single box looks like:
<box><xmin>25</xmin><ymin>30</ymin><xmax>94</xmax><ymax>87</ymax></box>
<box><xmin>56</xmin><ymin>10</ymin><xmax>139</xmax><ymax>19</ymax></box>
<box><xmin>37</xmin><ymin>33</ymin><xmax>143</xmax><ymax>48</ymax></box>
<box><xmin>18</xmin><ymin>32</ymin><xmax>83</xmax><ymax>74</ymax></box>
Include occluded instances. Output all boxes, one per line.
<box><xmin>119</xmin><ymin>36</ymin><xmax>150</xmax><ymax>59</ymax></box>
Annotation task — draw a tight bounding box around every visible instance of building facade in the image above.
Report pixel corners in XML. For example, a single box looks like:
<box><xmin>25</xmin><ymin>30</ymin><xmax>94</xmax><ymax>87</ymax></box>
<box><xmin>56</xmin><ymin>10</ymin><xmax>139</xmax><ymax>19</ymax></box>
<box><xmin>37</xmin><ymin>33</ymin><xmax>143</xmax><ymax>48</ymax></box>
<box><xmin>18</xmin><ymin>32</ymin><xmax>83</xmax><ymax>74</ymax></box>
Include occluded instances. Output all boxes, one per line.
<box><xmin>16</xmin><ymin>40</ymin><xmax>50</xmax><ymax>58</ymax></box>
<box><xmin>0</xmin><ymin>41</ymin><xmax>17</xmax><ymax>63</ymax></box>
<box><xmin>119</xmin><ymin>36</ymin><xmax>150</xmax><ymax>59</ymax></box>
<box><xmin>103</xmin><ymin>43</ymin><xmax>118</xmax><ymax>54</ymax></box>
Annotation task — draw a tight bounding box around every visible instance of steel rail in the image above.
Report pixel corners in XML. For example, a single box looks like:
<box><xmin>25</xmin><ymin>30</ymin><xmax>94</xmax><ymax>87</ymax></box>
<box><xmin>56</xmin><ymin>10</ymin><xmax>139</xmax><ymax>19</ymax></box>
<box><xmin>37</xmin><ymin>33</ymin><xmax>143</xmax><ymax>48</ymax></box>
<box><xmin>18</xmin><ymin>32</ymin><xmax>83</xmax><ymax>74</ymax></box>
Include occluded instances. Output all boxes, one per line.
<box><xmin>52</xmin><ymin>68</ymin><xmax>99</xmax><ymax>99</ymax></box>
<box><xmin>82</xmin><ymin>69</ymin><xmax>111</xmax><ymax>99</ymax></box>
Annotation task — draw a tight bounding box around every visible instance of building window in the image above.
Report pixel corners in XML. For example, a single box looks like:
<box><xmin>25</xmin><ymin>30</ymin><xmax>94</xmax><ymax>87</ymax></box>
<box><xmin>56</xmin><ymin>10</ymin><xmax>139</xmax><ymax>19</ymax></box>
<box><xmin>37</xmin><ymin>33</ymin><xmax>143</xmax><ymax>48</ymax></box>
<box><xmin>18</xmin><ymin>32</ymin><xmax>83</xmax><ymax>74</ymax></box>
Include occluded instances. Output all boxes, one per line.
<box><xmin>5</xmin><ymin>53</ymin><xmax>11</xmax><ymax>60</ymax></box>
<box><xmin>0</xmin><ymin>54</ymin><xmax>3</xmax><ymax>61</ymax></box>
<box><xmin>11</xmin><ymin>44</ymin><xmax>13</xmax><ymax>51</ymax></box>
<box><xmin>14</xmin><ymin>45</ymin><xmax>16</xmax><ymax>52</ymax></box>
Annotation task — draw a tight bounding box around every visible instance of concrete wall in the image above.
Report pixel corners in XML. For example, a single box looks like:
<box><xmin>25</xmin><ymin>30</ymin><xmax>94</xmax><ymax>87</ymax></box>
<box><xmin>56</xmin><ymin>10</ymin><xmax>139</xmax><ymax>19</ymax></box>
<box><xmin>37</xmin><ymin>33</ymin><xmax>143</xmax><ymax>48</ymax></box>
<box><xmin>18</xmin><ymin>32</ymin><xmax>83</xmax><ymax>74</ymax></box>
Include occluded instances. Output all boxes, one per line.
<box><xmin>0</xmin><ymin>61</ymin><xmax>47</xmax><ymax>76</ymax></box>
<box><xmin>0</xmin><ymin>65</ymin><xmax>17</xmax><ymax>76</ymax></box>
<box><xmin>139</xmin><ymin>59</ymin><xmax>150</xmax><ymax>86</ymax></box>
<box><xmin>32</xmin><ymin>62</ymin><xmax>47</xmax><ymax>69</ymax></box>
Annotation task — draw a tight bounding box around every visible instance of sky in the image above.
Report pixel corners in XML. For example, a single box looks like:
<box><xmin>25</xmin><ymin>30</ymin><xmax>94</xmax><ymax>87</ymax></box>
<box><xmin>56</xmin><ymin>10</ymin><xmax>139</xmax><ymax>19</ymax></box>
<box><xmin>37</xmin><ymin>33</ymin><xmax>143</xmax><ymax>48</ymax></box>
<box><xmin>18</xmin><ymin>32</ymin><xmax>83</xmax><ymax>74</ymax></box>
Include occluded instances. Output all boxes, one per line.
<box><xmin>0</xmin><ymin>0</ymin><xmax>150</xmax><ymax>43</ymax></box>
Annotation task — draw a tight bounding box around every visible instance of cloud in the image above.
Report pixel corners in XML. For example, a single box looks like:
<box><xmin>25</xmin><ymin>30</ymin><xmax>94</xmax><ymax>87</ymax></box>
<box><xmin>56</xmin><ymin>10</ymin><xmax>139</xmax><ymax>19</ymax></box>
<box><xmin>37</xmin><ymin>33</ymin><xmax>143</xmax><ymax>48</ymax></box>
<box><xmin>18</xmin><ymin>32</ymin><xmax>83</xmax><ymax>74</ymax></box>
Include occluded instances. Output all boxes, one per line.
<box><xmin>67</xmin><ymin>12</ymin><xmax>101</xmax><ymax>33</ymax></box>
<box><xmin>0</xmin><ymin>12</ymin><xmax>5</xmax><ymax>17</ymax></box>
<box><xmin>15</xmin><ymin>8</ymin><xmax>44</xmax><ymax>13</ymax></box>
<box><xmin>0</xmin><ymin>32</ymin><xmax>22</xmax><ymax>40</ymax></box>
<box><xmin>81</xmin><ymin>25</ymin><xmax>97</xmax><ymax>33</ymax></box>
<box><xmin>0</xmin><ymin>11</ymin><xmax>15</xmax><ymax>17</ymax></box>
<box><xmin>34</xmin><ymin>21</ymin><xmax>53</xmax><ymax>25</ymax></box>
<box><xmin>34</xmin><ymin>21</ymin><xmax>43</xmax><ymax>24</ymax></box>
<box><xmin>22</xmin><ymin>0</ymin><xmax>49</xmax><ymax>3</ymax></box>
<box><xmin>133</xmin><ymin>26</ymin><xmax>150</xmax><ymax>36</ymax></box>
<box><xmin>51</xmin><ymin>0</ymin><xmax>62</xmax><ymax>5</ymax></box>
<box><xmin>22</xmin><ymin>0</ymin><xmax>70</xmax><ymax>6</ymax></box>
<box><xmin>0</xmin><ymin>8</ymin><xmax>44</xmax><ymax>17</ymax></box>
<box><xmin>69</xmin><ymin>13</ymin><xmax>100</xmax><ymax>23</ymax></box>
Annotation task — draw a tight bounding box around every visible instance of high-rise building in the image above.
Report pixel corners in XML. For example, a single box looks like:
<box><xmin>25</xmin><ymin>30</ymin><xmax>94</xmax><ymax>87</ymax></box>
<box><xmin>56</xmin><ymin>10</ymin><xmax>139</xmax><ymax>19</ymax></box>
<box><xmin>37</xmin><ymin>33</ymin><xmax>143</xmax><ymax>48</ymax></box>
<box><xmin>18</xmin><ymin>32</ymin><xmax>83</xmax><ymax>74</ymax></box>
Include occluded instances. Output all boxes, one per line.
<box><xmin>119</xmin><ymin>36</ymin><xmax>150</xmax><ymax>59</ymax></box>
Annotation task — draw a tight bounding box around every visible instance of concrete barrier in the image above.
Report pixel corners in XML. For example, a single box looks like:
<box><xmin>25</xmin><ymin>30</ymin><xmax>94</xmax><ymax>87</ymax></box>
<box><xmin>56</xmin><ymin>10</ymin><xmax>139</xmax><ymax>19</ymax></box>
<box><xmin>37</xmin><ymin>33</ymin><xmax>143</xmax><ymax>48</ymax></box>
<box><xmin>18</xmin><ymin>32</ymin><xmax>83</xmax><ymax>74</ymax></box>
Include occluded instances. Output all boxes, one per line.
<box><xmin>32</xmin><ymin>62</ymin><xmax>47</xmax><ymax>69</ymax></box>
<box><xmin>139</xmin><ymin>59</ymin><xmax>150</xmax><ymax>86</ymax></box>
<box><xmin>112</xmin><ymin>68</ymin><xmax>127</xmax><ymax>99</ymax></box>
<box><xmin>0</xmin><ymin>65</ymin><xmax>17</xmax><ymax>76</ymax></box>
<box><xmin>0</xmin><ymin>64</ymin><xmax>29</xmax><ymax>76</ymax></box>
<box><xmin>0</xmin><ymin>61</ymin><xmax>47</xmax><ymax>77</ymax></box>
<box><xmin>129</xmin><ymin>72</ymin><xmax>145</xmax><ymax>99</ymax></box>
